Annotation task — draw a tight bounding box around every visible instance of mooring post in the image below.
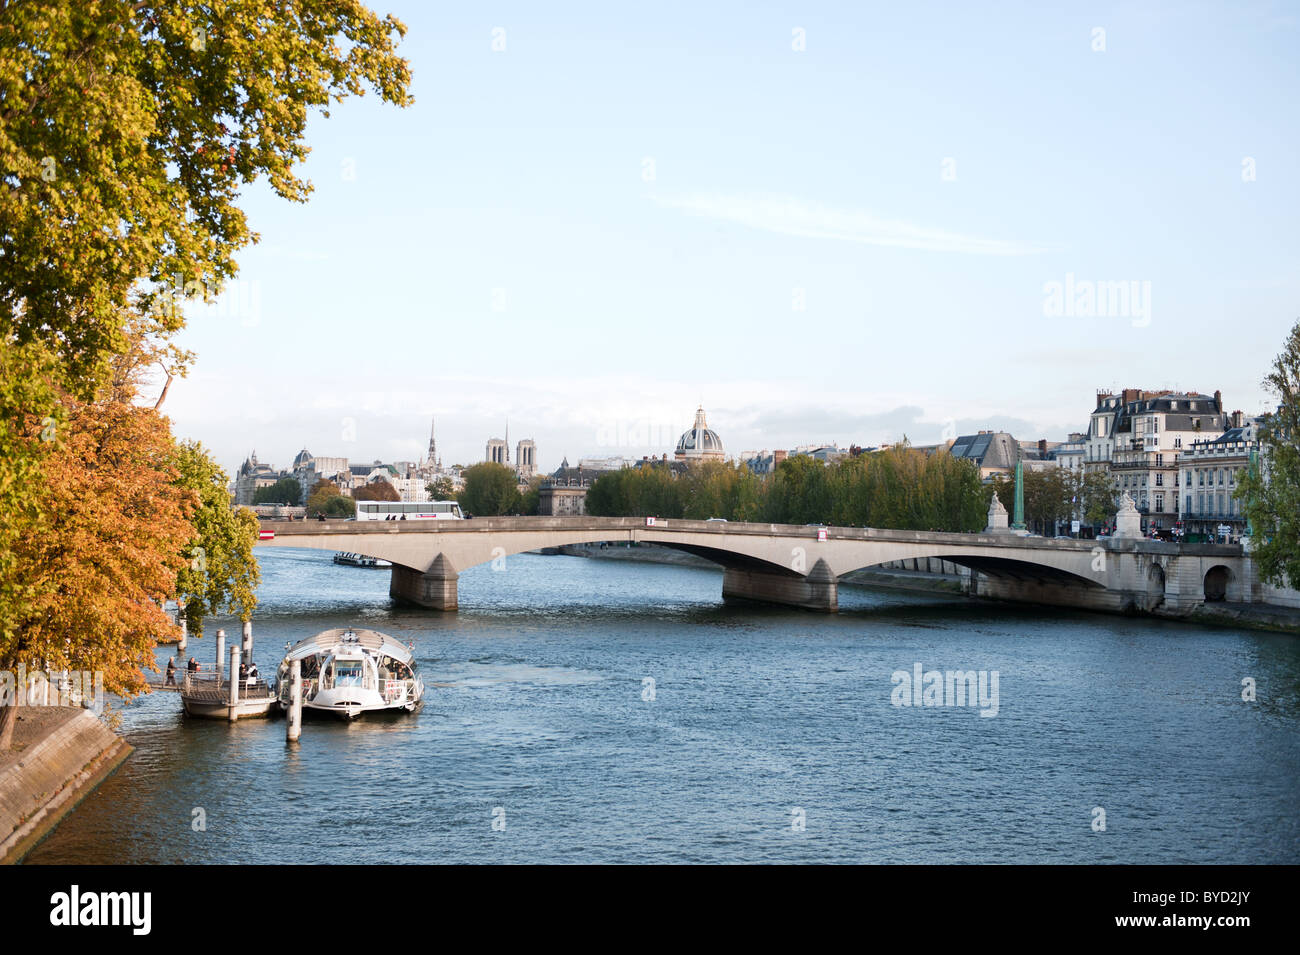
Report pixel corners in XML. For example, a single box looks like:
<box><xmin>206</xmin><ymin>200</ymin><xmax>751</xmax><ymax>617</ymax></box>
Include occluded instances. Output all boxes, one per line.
<box><xmin>228</xmin><ymin>645</ymin><xmax>241</xmax><ymax>721</ymax></box>
<box><xmin>287</xmin><ymin>659</ymin><xmax>302</xmax><ymax>743</ymax></box>
<box><xmin>177</xmin><ymin>612</ymin><xmax>188</xmax><ymax>654</ymax></box>
<box><xmin>242</xmin><ymin>620</ymin><xmax>253</xmax><ymax>660</ymax></box>
<box><xmin>215</xmin><ymin>629</ymin><xmax>226</xmax><ymax>684</ymax></box>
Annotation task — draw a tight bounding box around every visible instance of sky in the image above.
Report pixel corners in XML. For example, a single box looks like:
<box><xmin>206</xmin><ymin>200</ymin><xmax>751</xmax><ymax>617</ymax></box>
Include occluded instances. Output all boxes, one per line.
<box><xmin>159</xmin><ymin>0</ymin><xmax>1300</xmax><ymax>477</ymax></box>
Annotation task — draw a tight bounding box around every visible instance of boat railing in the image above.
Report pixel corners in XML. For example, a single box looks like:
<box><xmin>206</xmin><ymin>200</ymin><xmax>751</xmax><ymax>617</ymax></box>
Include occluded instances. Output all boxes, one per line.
<box><xmin>381</xmin><ymin>678</ymin><xmax>417</xmax><ymax>703</ymax></box>
<box><xmin>180</xmin><ymin>671</ymin><xmax>276</xmax><ymax>701</ymax></box>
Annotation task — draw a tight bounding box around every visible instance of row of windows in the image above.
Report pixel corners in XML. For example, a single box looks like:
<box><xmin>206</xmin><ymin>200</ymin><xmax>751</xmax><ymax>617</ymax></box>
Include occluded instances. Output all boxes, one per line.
<box><xmin>1185</xmin><ymin>494</ymin><xmax>1240</xmax><ymax>516</ymax></box>
<box><xmin>1185</xmin><ymin>466</ymin><xmax>1242</xmax><ymax>487</ymax></box>
<box><xmin>1115</xmin><ymin>491</ymin><xmax>1242</xmax><ymax>516</ymax></box>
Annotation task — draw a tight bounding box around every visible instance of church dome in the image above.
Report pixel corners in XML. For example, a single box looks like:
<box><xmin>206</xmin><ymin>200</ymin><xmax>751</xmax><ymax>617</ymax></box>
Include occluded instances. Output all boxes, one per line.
<box><xmin>293</xmin><ymin>448</ymin><xmax>313</xmax><ymax>468</ymax></box>
<box><xmin>674</xmin><ymin>406</ymin><xmax>725</xmax><ymax>461</ymax></box>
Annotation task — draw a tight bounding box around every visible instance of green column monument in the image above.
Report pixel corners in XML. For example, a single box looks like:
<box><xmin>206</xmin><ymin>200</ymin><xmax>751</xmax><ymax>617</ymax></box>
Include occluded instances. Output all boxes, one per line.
<box><xmin>1012</xmin><ymin>458</ymin><xmax>1026</xmax><ymax>532</ymax></box>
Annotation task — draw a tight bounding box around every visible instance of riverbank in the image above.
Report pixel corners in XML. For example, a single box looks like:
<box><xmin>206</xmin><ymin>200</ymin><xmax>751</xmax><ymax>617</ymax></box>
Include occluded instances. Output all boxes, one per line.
<box><xmin>0</xmin><ymin>708</ymin><xmax>132</xmax><ymax>864</ymax></box>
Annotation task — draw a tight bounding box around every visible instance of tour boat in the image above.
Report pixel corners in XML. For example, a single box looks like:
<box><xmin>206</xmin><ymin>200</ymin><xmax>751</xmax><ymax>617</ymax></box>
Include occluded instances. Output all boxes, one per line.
<box><xmin>276</xmin><ymin>628</ymin><xmax>423</xmax><ymax>719</ymax></box>
<box><xmin>332</xmin><ymin>552</ymin><xmax>391</xmax><ymax>569</ymax></box>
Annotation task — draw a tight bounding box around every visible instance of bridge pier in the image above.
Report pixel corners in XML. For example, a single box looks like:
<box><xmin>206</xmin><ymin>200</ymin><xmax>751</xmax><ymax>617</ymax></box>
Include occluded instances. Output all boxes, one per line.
<box><xmin>389</xmin><ymin>559</ymin><xmax>458</xmax><ymax>611</ymax></box>
<box><xmin>721</xmin><ymin>559</ymin><xmax>838</xmax><ymax>612</ymax></box>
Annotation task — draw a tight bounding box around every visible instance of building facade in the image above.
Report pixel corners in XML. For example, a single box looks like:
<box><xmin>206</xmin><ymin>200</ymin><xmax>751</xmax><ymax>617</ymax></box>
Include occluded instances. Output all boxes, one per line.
<box><xmin>233</xmin><ymin>452</ymin><xmax>282</xmax><ymax>505</ymax></box>
<box><xmin>1177</xmin><ymin>415</ymin><xmax>1261</xmax><ymax>542</ymax></box>
<box><xmin>516</xmin><ymin>439</ymin><xmax>537</xmax><ymax>479</ymax></box>
<box><xmin>1086</xmin><ymin>390</ymin><xmax>1229</xmax><ymax>532</ymax></box>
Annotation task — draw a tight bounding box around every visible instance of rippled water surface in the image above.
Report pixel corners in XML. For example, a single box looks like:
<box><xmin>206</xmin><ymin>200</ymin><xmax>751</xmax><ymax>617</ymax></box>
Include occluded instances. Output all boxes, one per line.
<box><xmin>27</xmin><ymin>549</ymin><xmax>1300</xmax><ymax>864</ymax></box>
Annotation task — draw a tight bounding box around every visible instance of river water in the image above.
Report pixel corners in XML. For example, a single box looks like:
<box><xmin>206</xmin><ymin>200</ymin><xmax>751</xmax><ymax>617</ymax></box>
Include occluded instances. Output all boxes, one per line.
<box><xmin>26</xmin><ymin>549</ymin><xmax>1300</xmax><ymax>864</ymax></box>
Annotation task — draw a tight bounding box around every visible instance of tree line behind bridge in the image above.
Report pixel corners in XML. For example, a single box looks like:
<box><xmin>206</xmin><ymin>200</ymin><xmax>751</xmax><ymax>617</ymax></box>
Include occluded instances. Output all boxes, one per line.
<box><xmin>582</xmin><ymin>447</ymin><xmax>1117</xmax><ymax>534</ymax></box>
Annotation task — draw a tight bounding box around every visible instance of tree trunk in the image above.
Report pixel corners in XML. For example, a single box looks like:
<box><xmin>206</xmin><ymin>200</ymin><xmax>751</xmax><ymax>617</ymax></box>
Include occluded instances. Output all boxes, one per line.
<box><xmin>0</xmin><ymin>697</ymin><xmax>18</xmax><ymax>751</ymax></box>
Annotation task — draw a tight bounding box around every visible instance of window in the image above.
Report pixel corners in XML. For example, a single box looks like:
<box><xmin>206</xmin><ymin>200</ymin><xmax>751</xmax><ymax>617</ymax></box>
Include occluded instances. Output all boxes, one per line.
<box><xmin>1155</xmin><ymin>492</ymin><xmax>1164</xmax><ymax>512</ymax></box>
<box><xmin>1184</xmin><ymin>472</ymin><xmax>1191</xmax><ymax>487</ymax></box>
<box><xmin>1156</xmin><ymin>453</ymin><xmax>1164</xmax><ymax>467</ymax></box>
<box><xmin>1155</xmin><ymin>473</ymin><xmax>1163</xmax><ymax>486</ymax></box>
<box><xmin>1185</xmin><ymin>495</ymin><xmax>1192</xmax><ymax>513</ymax></box>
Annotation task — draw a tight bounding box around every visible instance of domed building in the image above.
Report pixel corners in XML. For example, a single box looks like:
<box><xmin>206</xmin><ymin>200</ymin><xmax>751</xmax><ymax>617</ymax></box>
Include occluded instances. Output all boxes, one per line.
<box><xmin>674</xmin><ymin>406</ymin><xmax>725</xmax><ymax>464</ymax></box>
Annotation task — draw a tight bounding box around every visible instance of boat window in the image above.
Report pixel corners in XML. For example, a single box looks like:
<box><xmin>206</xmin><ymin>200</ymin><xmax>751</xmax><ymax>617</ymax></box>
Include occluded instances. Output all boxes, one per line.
<box><xmin>333</xmin><ymin>661</ymin><xmax>364</xmax><ymax>687</ymax></box>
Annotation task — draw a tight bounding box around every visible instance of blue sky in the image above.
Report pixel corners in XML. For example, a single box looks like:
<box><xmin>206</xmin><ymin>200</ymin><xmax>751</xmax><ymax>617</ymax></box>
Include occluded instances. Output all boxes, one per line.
<box><xmin>163</xmin><ymin>1</ymin><xmax>1300</xmax><ymax>476</ymax></box>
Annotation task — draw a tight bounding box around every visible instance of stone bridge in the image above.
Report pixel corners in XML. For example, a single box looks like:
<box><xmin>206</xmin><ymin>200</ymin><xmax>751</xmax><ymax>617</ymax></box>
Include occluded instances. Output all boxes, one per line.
<box><xmin>254</xmin><ymin>516</ymin><xmax>1251</xmax><ymax>615</ymax></box>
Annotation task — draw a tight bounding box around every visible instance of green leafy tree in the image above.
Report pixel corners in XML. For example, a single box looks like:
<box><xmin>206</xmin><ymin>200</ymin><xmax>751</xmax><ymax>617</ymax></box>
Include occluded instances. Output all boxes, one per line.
<box><xmin>1</xmin><ymin>0</ymin><xmax>413</xmax><ymax>397</ymax></box>
<box><xmin>1077</xmin><ymin>468</ymin><xmax>1117</xmax><ymax>529</ymax></box>
<box><xmin>173</xmin><ymin>441</ymin><xmax>260</xmax><ymax>637</ymax></box>
<box><xmin>458</xmin><ymin>463</ymin><xmax>522</xmax><ymax>516</ymax></box>
<box><xmin>1239</xmin><ymin>319</ymin><xmax>1300</xmax><ymax>587</ymax></box>
<box><xmin>517</xmin><ymin>477</ymin><xmax>542</xmax><ymax>516</ymax></box>
<box><xmin>252</xmin><ymin>476</ymin><xmax>303</xmax><ymax>506</ymax></box>
<box><xmin>427</xmin><ymin>477</ymin><xmax>456</xmax><ymax>500</ymax></box>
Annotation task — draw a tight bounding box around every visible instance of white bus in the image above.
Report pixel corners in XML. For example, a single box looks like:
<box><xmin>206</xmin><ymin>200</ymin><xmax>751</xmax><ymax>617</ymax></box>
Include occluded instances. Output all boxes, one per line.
<box><xmin>354</xmin><ymin>500</ymin><xmax>464</xmax><ymax>521</ymax></box>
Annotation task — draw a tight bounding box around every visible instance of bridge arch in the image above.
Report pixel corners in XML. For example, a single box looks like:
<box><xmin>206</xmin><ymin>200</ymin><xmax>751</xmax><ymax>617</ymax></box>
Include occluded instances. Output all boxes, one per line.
<box><xmin>1147</xmin><ymin>563</ymin><xmax>1167</xmax><ymax>610</ymax></box>
<box><xmin>1203</xmin><ymin>565</ymin><xmax>1232</xmax><ymax>602</ymax></box>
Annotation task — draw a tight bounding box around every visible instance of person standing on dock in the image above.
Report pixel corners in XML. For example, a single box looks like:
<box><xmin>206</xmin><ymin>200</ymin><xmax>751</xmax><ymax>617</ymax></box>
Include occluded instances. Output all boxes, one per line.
<box><xmin>165</xmin><ymin>657</ymin><xmax>177</xmax><ymax>686</ymax></box>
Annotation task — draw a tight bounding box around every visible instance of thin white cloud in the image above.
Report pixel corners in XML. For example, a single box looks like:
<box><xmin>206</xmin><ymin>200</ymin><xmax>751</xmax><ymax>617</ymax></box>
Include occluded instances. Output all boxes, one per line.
<box><xmin>654</xmin><ymin>193</ymin><xmax>1044</xmax><ymax>256</ymax></box>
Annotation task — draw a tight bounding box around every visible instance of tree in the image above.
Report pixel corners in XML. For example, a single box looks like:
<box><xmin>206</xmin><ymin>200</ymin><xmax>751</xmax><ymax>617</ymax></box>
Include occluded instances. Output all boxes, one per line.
<box><xmin>517</xmin><ymin>477</ymin><xmax>542</xmax><ymax>516</ymax></box>
<box><xmin>0</xmin><ymin>341</ymin><xmax>64</xmax><ymax>663</ymax></box>
<box><xmin>173</xmin><ymin>441</ymin><xmax>260</xmax><ymax>638</ymax></box>
<box><xmin>0</xmin><ymin>392</ymin><xmax>192</xmax><ymax>749</ymax></box>
<box><xmin>1</xmin><ymin>1</ymin><xmax>413</xmax><ymax>397</ymax></box>
<box><xmin>0</xmin><ymin>3</ymin><xmax>412</xmax><ymax>750</ymax></box>
<box><xmin>1239</xmin><ymin>319</ymin><xmax>1300</xmax><ymax>588</ymax></box>
<box><xmin>306</xmin><ymin>480</ymin><xmax>355</xmax><ymax>518</ymax></box>
<box><xmin>1077</xmin><ymin>469</ymin><xmax>1117</xmax><ymax>529</ymax></box>
<box><xmin>427</xmin><ymin>477</ymin><xmax>455</xmax><ymax>500</ymax></box>
<box><xmin>458</xmin><ymin>463</ymin><xmax>523</xmax><ymax>516</ymax></box>
<box><xmin>354</xmin><ymin>478</ymin><xmax>400</xmax><ymax>502</ymax></box>
<box><xmin>253</xmin><ymin>477</ymin><xmax>303</xmax><ymax>506</ymax></box>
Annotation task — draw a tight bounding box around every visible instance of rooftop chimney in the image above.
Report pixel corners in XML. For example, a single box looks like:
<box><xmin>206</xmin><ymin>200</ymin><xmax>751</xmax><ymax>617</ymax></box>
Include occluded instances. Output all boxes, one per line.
<box><xmin>1214</xmin><ymin>390</ymin><xmax>1223</xmax><ymax>412</ymax></box>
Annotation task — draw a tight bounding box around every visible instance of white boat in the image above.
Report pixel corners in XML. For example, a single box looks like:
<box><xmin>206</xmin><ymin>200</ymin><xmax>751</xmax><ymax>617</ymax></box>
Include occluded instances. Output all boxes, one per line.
<box><xmin>332</xmin><ymin>552</ymin><xmax>391</xmax><ymax>568</ymax></box>
<box><xmin>276</xmin><ymin>628</ymin><xmax>423</xmax><ymax>720</ymax></box>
